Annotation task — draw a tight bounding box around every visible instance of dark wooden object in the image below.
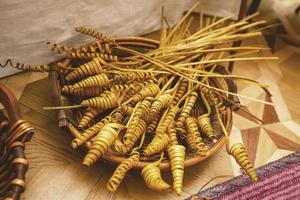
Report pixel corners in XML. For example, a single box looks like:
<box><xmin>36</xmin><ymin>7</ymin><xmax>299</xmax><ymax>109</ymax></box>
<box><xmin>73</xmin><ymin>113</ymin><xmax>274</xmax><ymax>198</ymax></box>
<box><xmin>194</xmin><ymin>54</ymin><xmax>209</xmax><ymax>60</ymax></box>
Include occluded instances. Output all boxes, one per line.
<box><xmin>228</xmin><ymin>0</ymin><xmax>262</xmax><ymax>72</ymax></box>
<box><xmin>0</xmin><ymin>83</ymin><xmax>35</xmax><ymax>200</ymax></box>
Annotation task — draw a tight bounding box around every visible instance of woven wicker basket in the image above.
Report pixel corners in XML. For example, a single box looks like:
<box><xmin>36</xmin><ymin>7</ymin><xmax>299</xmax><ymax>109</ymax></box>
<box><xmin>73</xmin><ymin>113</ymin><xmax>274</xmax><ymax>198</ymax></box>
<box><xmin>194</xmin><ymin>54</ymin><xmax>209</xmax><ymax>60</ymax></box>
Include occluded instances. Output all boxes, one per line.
<box><xmin>49</xmin><ymin>36</ymin><xmax>237</xmax><ymax>170</ymax></box>
<box><xmin>0</xmin><ymin>84</ymin><xmax>35</xmax><ymax>200</ymax></box>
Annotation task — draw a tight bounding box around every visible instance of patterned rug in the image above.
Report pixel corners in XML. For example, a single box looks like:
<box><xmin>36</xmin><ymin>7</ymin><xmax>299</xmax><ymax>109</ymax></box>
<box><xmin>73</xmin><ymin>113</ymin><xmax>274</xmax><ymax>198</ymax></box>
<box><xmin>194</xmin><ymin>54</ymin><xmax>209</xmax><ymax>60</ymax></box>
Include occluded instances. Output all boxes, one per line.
<box><xmin>188</xmin><ymin>151</ymin><xmax>300</xmax><ymax>200</ymax></box>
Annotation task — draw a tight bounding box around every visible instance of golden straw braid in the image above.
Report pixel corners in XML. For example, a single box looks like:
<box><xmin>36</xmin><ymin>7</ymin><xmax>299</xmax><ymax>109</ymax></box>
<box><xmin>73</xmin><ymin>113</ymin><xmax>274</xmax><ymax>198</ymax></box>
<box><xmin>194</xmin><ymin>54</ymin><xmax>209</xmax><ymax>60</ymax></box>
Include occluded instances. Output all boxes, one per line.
<box><xmin>65</xmin><ymin>58</ymin><xmax>105</xmax><ymax>81</ymax></box>
<box><xmin>82</xmin><ymin>123</ymin><xmax>124</xmax><ymax>166</ymax></box>
<box><xmin>201</xmin><ymin>86</ymin><xmax>226</xmax><ymax>113</ymax></box>
<box><xmin>185</xmin><ymin>117</ymin><xmax>206</xmax><ymax>155</ymax></box>
<box><xmin>75</xmin><ymin>26</ymin><xmax>114</xmax><ymax>44</ymax></box>
<box><xmin>81</xmin><ymin>91</ymin><xmax>120</xmax><ymax>110</ymax></box>
<box><xmin>123</xmin><ymin>118</ymin><xmax>147</xmax><ymax>153</ymax></box>
<box><xmin>172</xmin><ymin>79</ymin><xmax>188</xmax><ymax>105</ymax></box>
<box><xmin>107</xmin><ymin>147</ymin><xmax>140</xmax><ymax>191</ymax></box>
<box><xmin>144</xmin><ymin>106</ymin><xmax>179</xmax><ymax>156</ymax></box>
<box><xmin>77</xmin><ymin>107</ymin><xmax>100</xmax><ymax>130</ymax></box>
<box><xmin>176</xmin><ymin>91</ymin><xmax>198</xmax><ymax>130</ymax></box>
<box><xmin>68</xmin><ymin>51</ymin><xmax>119</xmax><ymax>62</ymax></box>
<box><xmin>130</xmin><ymin>83</ymin><xmax>160</xmax><ymax>103</ymax></box>
<box><xmin>150</xmin><ymin>93</ymin><xmax>173</xmax><ymax>117</ymax></box>
<box><xmin>141</xmin><ymin>154</ymin><xmax>171</xmax><ymax>192</ymax></box>
<box><xmin>167</xmin><ymin>144</ymin><xmax>185</xmax><ymax>196</ymax></box>
<box><xmin>69</xmin><ymin>73</ymin><xmax>110</xmax><ymax>90</ymax></box>
<box><xmin>61</xmin><ymin>86</ymin><xmax>102</xmax><ymax>98</ymax></box>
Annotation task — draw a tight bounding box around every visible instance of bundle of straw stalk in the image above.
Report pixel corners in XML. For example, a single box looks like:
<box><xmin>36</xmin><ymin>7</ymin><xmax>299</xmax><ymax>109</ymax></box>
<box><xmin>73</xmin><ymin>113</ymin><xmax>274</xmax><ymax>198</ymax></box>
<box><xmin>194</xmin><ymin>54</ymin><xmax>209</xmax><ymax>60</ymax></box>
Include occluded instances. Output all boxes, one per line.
<box><xmin>4</xmin><ymin>3</ymin><xmax>277</xmax><ymax>195</ymax></box>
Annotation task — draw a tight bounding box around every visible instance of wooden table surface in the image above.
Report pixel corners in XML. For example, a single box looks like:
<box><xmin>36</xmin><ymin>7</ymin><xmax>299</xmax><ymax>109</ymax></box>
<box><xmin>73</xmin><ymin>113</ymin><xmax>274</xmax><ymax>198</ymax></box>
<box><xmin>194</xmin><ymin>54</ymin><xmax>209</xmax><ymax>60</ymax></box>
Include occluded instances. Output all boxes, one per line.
<box><xmin>1</xmin><ymin>16</ymin><xmax>300</xmax><ymax>200</ymax></box>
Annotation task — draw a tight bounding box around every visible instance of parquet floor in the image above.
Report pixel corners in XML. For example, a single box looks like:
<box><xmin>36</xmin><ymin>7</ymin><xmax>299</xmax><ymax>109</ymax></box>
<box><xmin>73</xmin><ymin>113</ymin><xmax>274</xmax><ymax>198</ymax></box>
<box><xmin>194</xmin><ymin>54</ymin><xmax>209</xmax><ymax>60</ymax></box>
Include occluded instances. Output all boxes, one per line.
<box><xmin>1</xmin><ymin>20</ymin><xmax>300</xmax><ymax>200</ymax></box>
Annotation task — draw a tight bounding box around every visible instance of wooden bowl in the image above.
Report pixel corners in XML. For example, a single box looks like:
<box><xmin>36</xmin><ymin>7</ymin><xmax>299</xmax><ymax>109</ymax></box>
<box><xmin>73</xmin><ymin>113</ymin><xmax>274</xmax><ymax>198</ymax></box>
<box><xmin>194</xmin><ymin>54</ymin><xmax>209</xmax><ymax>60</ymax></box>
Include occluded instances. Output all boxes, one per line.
<box><xmin>0</xmin><ymin>84</ymin><xmax>35</xmax><ymax>200</ymax></box>
<box><xmin>49</xmin><ymin>36</ymin><xmax>237</xmax><ymax>170</ymax></box>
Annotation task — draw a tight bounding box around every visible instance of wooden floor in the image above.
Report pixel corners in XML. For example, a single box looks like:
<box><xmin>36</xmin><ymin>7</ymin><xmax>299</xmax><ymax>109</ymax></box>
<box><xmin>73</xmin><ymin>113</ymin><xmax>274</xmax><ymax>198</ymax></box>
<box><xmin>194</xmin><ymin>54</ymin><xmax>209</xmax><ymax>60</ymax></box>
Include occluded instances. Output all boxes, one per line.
<box><xmin>1</xmin><ymin>22</ymin><xmax>300</xmax><ymax>200</ymax></box>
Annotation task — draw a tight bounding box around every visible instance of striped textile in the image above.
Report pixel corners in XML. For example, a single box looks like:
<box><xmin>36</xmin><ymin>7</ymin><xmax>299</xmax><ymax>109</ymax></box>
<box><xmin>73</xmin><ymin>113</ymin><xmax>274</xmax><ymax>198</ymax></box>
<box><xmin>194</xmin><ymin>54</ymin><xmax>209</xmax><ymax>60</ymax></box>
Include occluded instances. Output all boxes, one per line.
<box><xmin>188</xmin><ymin>151</ymin><xmax>300</xmax><ymax>200</ymax></box>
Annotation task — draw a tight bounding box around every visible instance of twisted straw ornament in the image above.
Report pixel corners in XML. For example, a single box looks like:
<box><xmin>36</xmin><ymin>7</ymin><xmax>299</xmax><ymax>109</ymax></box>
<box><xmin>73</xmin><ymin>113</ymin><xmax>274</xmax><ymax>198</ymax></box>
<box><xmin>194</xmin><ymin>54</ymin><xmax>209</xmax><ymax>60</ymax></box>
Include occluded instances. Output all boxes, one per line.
<box><xmin>71</xmin><ymin>116</ymin><xmax>112</xmax><ymax>149</ymax></box>
<box><xmin>185</xmin><ymin>117</ymin><xmax>206</xmax><ymax>155</ymax></box>
<box><xmin>167</xmin><ymin>145</ymin><xmax>185</xmax><ymax>196</ymax></box>
<box><xmin>168</xmin><ymin>122</ymin><xmax>178</xmax><ymax>146</ymax></box>
<box><xmin>111</xmin><ymin>111</ymin><xmax>124</xmax><ymax>124</ymax></box>
<box><xmin>123</xmin><ymin>118</ymin><xmax>147</xmax><ymax>153</ymax></box>
<box><xmin>75</xmin><ymin>26</ymin><xmax>114</xmax><ymax>44</ymax></box>
<box><xmin>215</xmin><ymin>106</ymin><xmax>257</xmax><ymax>182</ymax></box>
<box><xmin>150</xmin><ymin>93</ymin><xmax>173</xmax><ymax>117</ymax></box>
<box><xmin>110</xmin><ymin>84</ymin><xmax>130</xmax><ymax>94</ymax></box>
<box><xmin>144</xmin><ymin>106</ymin><xmax>179</xmax><ymax>156</ymax></box>
<box><xmin>77</xmin><ymin>44</ymin><xmax>97</xmax><ymax>53</ymax></box>
<box><xmin>0</xmin><ymin>59</ymin><xmax>49</xmax><ymax>72</ymax></box>
<box><xmin>119</xmin><ymin>104</ymin><xmax>134</xmax><ymax>116</ymax></box>
<box><xmin>68</xmin><ymin>51</ymin><xmax>118</xmax><ymax>62</ymax></box>
<box><xmin>143</xmin><ymin>134</ymin><xmax>169</xmax><ymax>156</ymax></box>
<box><xmin>61</xmin><ymin>86</ymin><xmax>102</xmax><ymax>98</ymax></box>
<box><xmin>65</xmin><ymin>58</ymin><xmax>105</xmax><ymax>81</ymax></box>
<box><xmin>82</xmin><ymin>123</ymin><xmax>124</xmax><ymax>166</ymax></box>
<box><xmin>130</xmin><ymin>83</ymin><xmax>160</xmax><ymax>103</ymax></box>
<box><xmin>107</xmin><ymin>147</ymin><xmax>140</xmax><ymax>191</ymax></box>
<box><xmin>81</xmin><ymin>91</ymin><xmax>120</xmax><ymax>110</ymax></box>
<box><xmin>197</xmin><ymin>115</ymin><xmax>215</xmax><ymax>141</ymax></box>
<box><xmin>201</xmin><ymin>86</ymin><xmax>226</xmax><ymax>113</ymax></box>
<box><xmin>176</xmin><ymin>91</ymin><xmax>198</xmax><ymax>130</ymax></box>
<box><xmin>144</xmin><ymin>106</ymin><xmax>179</xmax><ymax>155</ymax></box>
<box><xmin>110</xmin><ymin>71</ymin><xmax>154</xmax><ymax>85</ymax></box>
<box><xmin>71</xmin><ymin>111</ymin><xmax>124</xmax><ymax>149</ymax></box>
<box><xmin>141</xmin><ymin>153</ymin><xmax>171</xmax><ymax>192</ymax></box>
<box><xmin>46</xmin><ymin>41</ymin><xmax>73</xmax><ymax>54</ymax></box>
<box><xmin>146</xmin><ymin>112</ymin><xmax>160</xmax><ymax>134</ymax></box>
<box><xmin>173</xmin><ymin>79</ymin><xmax>188</xmax><ymax>105</ymax></box>
<box><xmin>120</xmin><ymin>98</ymin><xmax>152</xmax><ymax>153</ymax></box>
<box><xmin>78</xmin><ymin>107</ymin><xmax>100</xmax><ymax>130</ymax></box>
<box><xmin>228</xmin><ymin>143</ymin><xmax>257</xmax><ymax>181</ymax></box>
<box><xmin>94</xmin><ymin>40</ymin><xmax>112</xmax><ymax>54</ymax></box>
<box><xmin>131</xmin><ymin>97</ymin><xmax>153</xmax><ymax>121</ymax></box>
<box><xmin>70</xmin><ymin>73</ymin><xmax>110</xmax><ymax>90</ymax></box>
<box><xmin>123</xmin><ymin>81</ymin><xmax>151</xmax><ymax>102</ymax></box>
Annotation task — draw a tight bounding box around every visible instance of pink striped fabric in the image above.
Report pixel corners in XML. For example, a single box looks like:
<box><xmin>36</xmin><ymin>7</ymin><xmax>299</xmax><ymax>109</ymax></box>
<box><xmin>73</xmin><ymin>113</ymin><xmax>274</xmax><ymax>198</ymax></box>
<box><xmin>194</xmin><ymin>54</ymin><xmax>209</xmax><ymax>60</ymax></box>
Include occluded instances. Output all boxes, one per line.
<box><xmin>218</xmin><ymin>163</ymin><xmax>300</xmax><ymax>200</ymax></box>
<box><xmin>188</xmin><ymin>152</ymin><xmax>300</xmax><ymax>200</ymax></box>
